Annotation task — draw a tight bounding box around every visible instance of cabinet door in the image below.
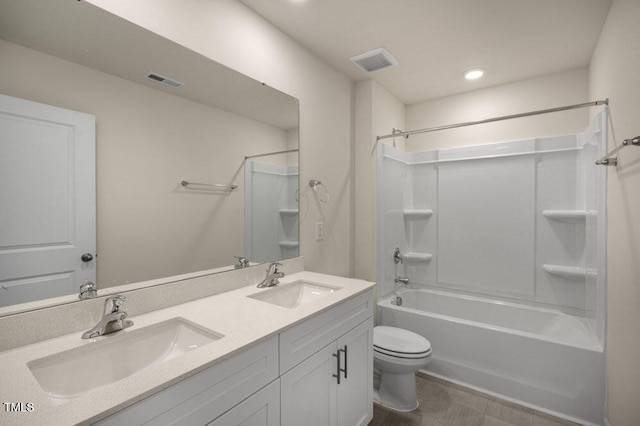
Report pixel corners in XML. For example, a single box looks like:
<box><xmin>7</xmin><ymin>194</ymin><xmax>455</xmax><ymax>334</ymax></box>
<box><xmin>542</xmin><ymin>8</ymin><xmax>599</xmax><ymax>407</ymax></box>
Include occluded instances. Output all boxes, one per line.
<box><xmin>207</xmin><ymin>380</ymin><xmax>280</xmax><ymax>426</ymax></box>
<box><xmin>281</xmin><ymin>343</ymin><xmax>338</xmax><ymax>426</ymax></box>
<box><xmin>336</xmin><ymin>319</ymin><xmax>373</xmax><ymax>426</ymax></box>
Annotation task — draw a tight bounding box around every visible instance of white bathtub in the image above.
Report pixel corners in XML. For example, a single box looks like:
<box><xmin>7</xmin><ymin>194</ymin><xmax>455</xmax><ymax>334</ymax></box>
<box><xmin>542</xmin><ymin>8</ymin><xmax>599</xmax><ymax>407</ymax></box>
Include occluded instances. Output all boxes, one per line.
<box><xmin>378</xmin><ymin>288</ymin><xmax>605</xmax><ymax>425</ymax></box>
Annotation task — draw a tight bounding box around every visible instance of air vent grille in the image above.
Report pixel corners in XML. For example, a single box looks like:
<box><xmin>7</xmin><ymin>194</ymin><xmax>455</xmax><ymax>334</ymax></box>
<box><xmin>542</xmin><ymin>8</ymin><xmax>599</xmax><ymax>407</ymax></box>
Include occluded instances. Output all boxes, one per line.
<box><xmin>144</xmin><ymin>72</ymin><xmax>184</xmax><ymax>88</ymax></box>
<box><xmin>350</xmin><ymin>47</ymin><xmax>398</xmax><ymax>73</ymax></box>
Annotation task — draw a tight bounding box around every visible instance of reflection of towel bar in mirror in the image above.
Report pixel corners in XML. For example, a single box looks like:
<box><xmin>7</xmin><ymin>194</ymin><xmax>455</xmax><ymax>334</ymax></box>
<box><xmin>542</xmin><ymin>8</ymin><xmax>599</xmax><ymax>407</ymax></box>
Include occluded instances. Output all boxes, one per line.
<box><xmin>181</xmin><ymin>180</ymin><xmax>238</xmax><ymax>191</ymax></box>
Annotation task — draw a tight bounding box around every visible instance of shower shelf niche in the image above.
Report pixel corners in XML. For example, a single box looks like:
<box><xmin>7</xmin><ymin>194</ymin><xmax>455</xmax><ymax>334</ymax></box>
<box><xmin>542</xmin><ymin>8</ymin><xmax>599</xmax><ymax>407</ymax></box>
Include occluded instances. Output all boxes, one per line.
<box><xmin>542</xmin><ymin>264</ymin><xmax>596</xmax><ymax>280</ymax></box>
<box><xmin>279</xmin><ymin>241</ymin><xmax>299</xmax><ymax>249</ymax></box>
<box><xmin>402</xmin><ymin>209</ymin><xmax>434</xmax><ymax>264</ymax></box>
<box><xmin>279</xmin><ymin>209</ymin><xmax>299</xmax><ymax>254</ymax></box>
<box><xmin>403</xmin><ymin>253</ymin><xmax>433</xmax><ymax>263</ymax></box>
<box><xmin>403</xmin><ymin>209</ymin><xmax>433</xmax><ymax>220</ymax></box>
<box><xmin>542</xmin><ymin>210</ymin><xmax>591</xmax><ymax>223</ymax></box>
<box><xmin>279</xmin><ymin>209</ymin><xmax>299</xmax><ymax>216</ymax></box>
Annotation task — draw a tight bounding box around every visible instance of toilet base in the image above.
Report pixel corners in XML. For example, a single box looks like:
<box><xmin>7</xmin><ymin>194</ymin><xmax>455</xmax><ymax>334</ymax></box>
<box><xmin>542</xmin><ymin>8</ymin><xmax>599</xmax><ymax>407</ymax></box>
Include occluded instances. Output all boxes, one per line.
<box><xmin>373</xmin><ymin>371</ymin><xmax>420</xmax><ymax>412</ymax></box>
<box><xmin>373</xmin><ymin>391</ymin><xmax>420</xmax><ymax>412</ymax></box>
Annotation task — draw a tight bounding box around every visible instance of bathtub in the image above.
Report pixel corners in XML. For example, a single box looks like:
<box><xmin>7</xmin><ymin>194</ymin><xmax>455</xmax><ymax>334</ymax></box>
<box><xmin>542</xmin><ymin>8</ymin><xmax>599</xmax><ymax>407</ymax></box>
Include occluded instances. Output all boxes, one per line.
<box><xmin>378</xmin><ymin>288</ymin><xmax>605</xmax><ymax>425</ymax></box>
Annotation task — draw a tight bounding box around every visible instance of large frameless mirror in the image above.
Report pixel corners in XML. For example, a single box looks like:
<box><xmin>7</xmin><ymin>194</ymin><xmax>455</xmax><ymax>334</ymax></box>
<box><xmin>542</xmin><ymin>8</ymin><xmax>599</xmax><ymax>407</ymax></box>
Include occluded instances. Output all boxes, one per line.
<box><xmin>0</xmin><ymin>0</ymin><xmax>299</xmax><ymax>315</ymax></box>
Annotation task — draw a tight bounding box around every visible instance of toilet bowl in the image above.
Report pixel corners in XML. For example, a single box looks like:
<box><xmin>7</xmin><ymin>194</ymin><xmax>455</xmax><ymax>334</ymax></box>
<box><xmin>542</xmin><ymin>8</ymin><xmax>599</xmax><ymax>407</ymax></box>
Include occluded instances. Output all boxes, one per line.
<box><xmin>373</xmin><ymin>326</ymin><xmax>432</xmax><ymax>412</ymax></box>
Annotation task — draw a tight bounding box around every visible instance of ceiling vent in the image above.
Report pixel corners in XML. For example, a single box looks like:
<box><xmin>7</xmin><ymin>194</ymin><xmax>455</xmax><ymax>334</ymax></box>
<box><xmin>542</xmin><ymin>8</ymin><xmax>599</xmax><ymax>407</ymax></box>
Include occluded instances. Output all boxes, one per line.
<box><xmin>350</xmin><ymin>47</ymin><xmax>398</xmax><ymax>73</ymax></box>
<box><xmin>144</xmin><ymin>72</ymin><xmax>184</xmax><ymax>88</ymax></box>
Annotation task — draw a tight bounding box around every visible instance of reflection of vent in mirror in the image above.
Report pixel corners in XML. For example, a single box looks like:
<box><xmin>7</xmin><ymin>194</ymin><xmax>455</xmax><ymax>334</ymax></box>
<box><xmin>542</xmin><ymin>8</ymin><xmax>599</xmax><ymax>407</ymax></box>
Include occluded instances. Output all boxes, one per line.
<box><xmin>350</xmin><ymin>47</ymin><xmax>398</xmax><ymax>73</ymax></box>
<box><xmin>144</xmin><ymin>72</ymin><xmax>184</xmax><ymax>88</ymax></box>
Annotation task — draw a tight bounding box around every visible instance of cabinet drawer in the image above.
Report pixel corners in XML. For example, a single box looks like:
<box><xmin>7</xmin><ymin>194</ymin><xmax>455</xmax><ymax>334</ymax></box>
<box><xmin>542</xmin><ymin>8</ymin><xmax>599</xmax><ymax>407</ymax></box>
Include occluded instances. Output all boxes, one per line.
<box><xmin>207</xmin><ymin>379</ymin><xmax>280</xmax><ymax>426</ymax></box>
<box><xmin>279</xmin><ymin>290</ymin><xmax>372</xmax><ymax>373</ymax></box>
<box><xmin>97</xmin><ymin>336</ymin><xmax>278</xmax><ymax>425</ymax></box>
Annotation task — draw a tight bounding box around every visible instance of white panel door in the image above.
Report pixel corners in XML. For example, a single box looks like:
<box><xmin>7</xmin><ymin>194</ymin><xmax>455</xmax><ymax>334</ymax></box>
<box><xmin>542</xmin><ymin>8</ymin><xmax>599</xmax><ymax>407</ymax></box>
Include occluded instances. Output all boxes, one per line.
<box><xmin>0</xmin><ymin>94</ymin><xmax>95</xmax><ymax>307</ymax></box>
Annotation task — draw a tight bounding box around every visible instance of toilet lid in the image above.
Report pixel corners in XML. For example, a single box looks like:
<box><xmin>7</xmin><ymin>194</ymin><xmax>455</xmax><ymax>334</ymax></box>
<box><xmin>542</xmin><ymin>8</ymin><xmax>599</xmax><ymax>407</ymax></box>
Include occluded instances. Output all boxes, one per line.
<box><xmin>374</xmin><ymin>326</ymin><xmax>431</xmax><ymax>356</ymax></box>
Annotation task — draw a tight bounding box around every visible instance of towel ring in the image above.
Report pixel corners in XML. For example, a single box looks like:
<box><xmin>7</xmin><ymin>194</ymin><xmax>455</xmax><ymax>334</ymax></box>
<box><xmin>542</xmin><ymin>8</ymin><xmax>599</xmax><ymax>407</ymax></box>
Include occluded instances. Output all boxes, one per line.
<box><xmin>309</xmin><ymin>179</ymin><xmax>329</xmax><ymax>203</ymax></box>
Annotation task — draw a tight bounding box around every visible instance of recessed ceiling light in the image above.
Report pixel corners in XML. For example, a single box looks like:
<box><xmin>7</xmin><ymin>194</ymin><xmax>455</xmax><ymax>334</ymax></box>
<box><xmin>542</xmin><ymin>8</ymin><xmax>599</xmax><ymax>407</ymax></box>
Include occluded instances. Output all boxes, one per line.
<box><xmin>464</xmin><ymin>68</ymin><xmax>485</xmax><ymax>80</ymax></box>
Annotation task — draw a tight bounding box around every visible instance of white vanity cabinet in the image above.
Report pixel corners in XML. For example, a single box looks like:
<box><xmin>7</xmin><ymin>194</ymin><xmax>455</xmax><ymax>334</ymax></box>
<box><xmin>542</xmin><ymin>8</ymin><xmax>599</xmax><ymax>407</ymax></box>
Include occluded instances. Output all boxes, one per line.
<box><xmin>281</xmin><ymin>320</ymin><xmax>372</xmax><ymax>426</ymax></box>
<box><xmin>280</xmin><ymin>291</ymin><xmax>373</xmax><ymax>426</ymax></box>
<box><xmin>96</xmin><ymin>336</ymin><xmax>279</xmax><ymax>426</ymax></box>
<box><xmin>97</xmin><ymin>289</ymin><xmax>373</xmax><ymax>426</ymax></box>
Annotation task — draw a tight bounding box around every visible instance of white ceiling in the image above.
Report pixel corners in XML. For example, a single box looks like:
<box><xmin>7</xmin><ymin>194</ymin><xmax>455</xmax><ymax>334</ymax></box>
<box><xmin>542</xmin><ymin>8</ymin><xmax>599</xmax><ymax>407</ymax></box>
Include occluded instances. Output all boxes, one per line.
<box><xmin>239</xmin><ymin>0</ymin><xmax>612</xmax><ymax>105</ymax></box>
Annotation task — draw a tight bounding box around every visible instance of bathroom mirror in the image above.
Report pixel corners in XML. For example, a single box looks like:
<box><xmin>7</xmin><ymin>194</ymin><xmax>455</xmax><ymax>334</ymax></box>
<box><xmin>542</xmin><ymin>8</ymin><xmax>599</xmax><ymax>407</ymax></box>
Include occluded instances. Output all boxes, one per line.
<box><xmin>0</xmin><ymin>0</ymin><xmax>299</xmax><ymax>314</ymax></box>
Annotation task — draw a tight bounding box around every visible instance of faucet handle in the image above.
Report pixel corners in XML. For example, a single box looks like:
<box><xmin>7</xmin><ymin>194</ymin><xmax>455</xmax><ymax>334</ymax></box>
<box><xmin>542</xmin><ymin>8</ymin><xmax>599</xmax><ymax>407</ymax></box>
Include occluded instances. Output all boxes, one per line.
<box><xmin>268</xmin><ymin>262</ymin><xmax>284</xmax><ymax>285</ymax></box>
<box><xmin>268</xmin><ymin>262</ymin><xmax>282</xmax><ymax>272</ymax></box>
<box><xmin>79</xmin><ymin>282</ymin><xmax>97</xmax><ymax>300</ymax></box>
<box><xmin>104</xmin><ymin>295</ymin><xmax>127</xmax><ymax>314</ymax></box>
<box><xmin>393</xmin><ymin>247</ymin><xmax>403</xmax><ymax>264</ymax></box>
<box><xmin>234</xmin><ymin>256</ymin><xmax>249</xmax><ymax>268</ymax></box>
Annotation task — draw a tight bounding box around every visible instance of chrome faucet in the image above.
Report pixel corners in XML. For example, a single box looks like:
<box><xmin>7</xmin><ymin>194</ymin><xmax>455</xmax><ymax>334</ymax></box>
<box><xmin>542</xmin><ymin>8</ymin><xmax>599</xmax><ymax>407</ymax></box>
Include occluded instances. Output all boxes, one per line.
<box><xmin>257</xmin><ymin>262</ymin><xmax>284</xmax><ymax>288</ymax></box>
<box><xmin>78</xmin><ymin>281</ymin><xmax>97</xmax><ymax>300</ymax></box>
<box><xmin>394</xmin><ymin>276</ymin><xmax>409</xmax><ymax>285</ymax></box>
<box><xmin>82</xmin><ymin>295</ymin><xmax>134</xmax><ymax>339</ymax></box>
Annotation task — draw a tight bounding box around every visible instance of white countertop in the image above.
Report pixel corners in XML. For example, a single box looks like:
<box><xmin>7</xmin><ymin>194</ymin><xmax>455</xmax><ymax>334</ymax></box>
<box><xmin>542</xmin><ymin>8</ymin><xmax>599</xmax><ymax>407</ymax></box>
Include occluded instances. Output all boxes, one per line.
<box><xmin>0</xmin><ymin>271</ymin><xmax>374</xmax><ymax>425</ymax></box>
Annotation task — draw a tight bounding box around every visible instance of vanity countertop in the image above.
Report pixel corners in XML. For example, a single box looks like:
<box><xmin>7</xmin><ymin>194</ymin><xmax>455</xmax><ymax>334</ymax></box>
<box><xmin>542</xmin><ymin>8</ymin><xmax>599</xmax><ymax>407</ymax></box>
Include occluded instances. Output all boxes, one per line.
<box><xmin>0</xmin><ymin>271</ymin><xmax>374</xmax><ymax>425</ymax></box>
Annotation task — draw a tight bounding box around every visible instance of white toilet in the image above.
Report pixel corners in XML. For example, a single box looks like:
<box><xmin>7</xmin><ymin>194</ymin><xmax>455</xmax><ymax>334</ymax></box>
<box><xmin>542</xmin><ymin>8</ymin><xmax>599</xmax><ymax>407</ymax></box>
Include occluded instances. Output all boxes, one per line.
<box><xmin>373</xmin><ymin>326</ymin><xmax>432</xmax><ymax>412</ymax></box>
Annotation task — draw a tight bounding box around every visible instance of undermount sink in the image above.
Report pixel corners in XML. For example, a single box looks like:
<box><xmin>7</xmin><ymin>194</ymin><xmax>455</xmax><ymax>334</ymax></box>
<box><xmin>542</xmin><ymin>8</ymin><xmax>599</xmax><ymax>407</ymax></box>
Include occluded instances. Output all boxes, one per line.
<box><xmin>28</xmin><ymin>318</ymin><xmax>223</xmax><ymax>405</ymax></box>
<box><xmin>248</xmin><ymin>280</ymin><xmax>341</xmax><ymax>308</ymax></box>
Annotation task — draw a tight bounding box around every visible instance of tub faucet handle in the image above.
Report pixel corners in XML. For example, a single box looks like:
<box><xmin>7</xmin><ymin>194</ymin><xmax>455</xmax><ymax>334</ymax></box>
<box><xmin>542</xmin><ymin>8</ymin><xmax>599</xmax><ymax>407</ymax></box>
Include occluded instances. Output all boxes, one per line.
<box><xmin>393</xmin><ymin>247</ymin><xmax>403</xmax><ymax>264</ymax></box>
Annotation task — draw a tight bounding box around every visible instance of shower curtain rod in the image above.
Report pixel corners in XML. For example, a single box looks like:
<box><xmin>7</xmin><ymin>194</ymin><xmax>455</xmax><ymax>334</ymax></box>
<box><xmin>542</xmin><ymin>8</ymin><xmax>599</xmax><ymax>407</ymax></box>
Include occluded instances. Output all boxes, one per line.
<box><xmin>244</xmin><ymin>148</ymin><xmax>299</xmax><ymax>160</ymax></box>
<box><xmin>376</xmin><ymin>99</ymin><xmax>609</xmax><ymax>141</ymax></box>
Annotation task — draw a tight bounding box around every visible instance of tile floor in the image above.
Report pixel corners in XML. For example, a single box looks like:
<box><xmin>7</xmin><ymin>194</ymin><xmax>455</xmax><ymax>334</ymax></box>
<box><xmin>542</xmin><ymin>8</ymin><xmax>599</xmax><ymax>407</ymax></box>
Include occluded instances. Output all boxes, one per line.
<box><xmin>368</xmin><ymin>373</ymin><xmax>581</xmax><ymax>426</ymax></box>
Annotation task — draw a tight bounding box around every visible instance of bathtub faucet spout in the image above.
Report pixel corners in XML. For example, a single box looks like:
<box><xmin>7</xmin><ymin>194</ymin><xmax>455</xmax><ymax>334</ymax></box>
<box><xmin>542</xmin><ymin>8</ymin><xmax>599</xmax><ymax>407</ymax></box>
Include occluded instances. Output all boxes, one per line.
<box><xmin>395</xmin><ymin>276</ymin><xmax>409</xmax><ymax>285</ymax></box>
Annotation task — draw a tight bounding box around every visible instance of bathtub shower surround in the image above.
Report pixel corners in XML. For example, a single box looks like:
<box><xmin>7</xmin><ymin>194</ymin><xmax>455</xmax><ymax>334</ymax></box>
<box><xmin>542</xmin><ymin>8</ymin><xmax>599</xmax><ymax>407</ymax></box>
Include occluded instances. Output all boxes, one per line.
<box><xmin>375</xmin><ymin>110</ymin><xmax>607</xmax><ymax>425</ymax></box>
<box><xmin>244</xmin><ymin>160</ymin><xmax>299</xmax><ymax>263</ymax></box>
<box><xmin>377</xmin><ymin>289</ymin><xmax>604</xmax><ymax>424</ymax></box>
